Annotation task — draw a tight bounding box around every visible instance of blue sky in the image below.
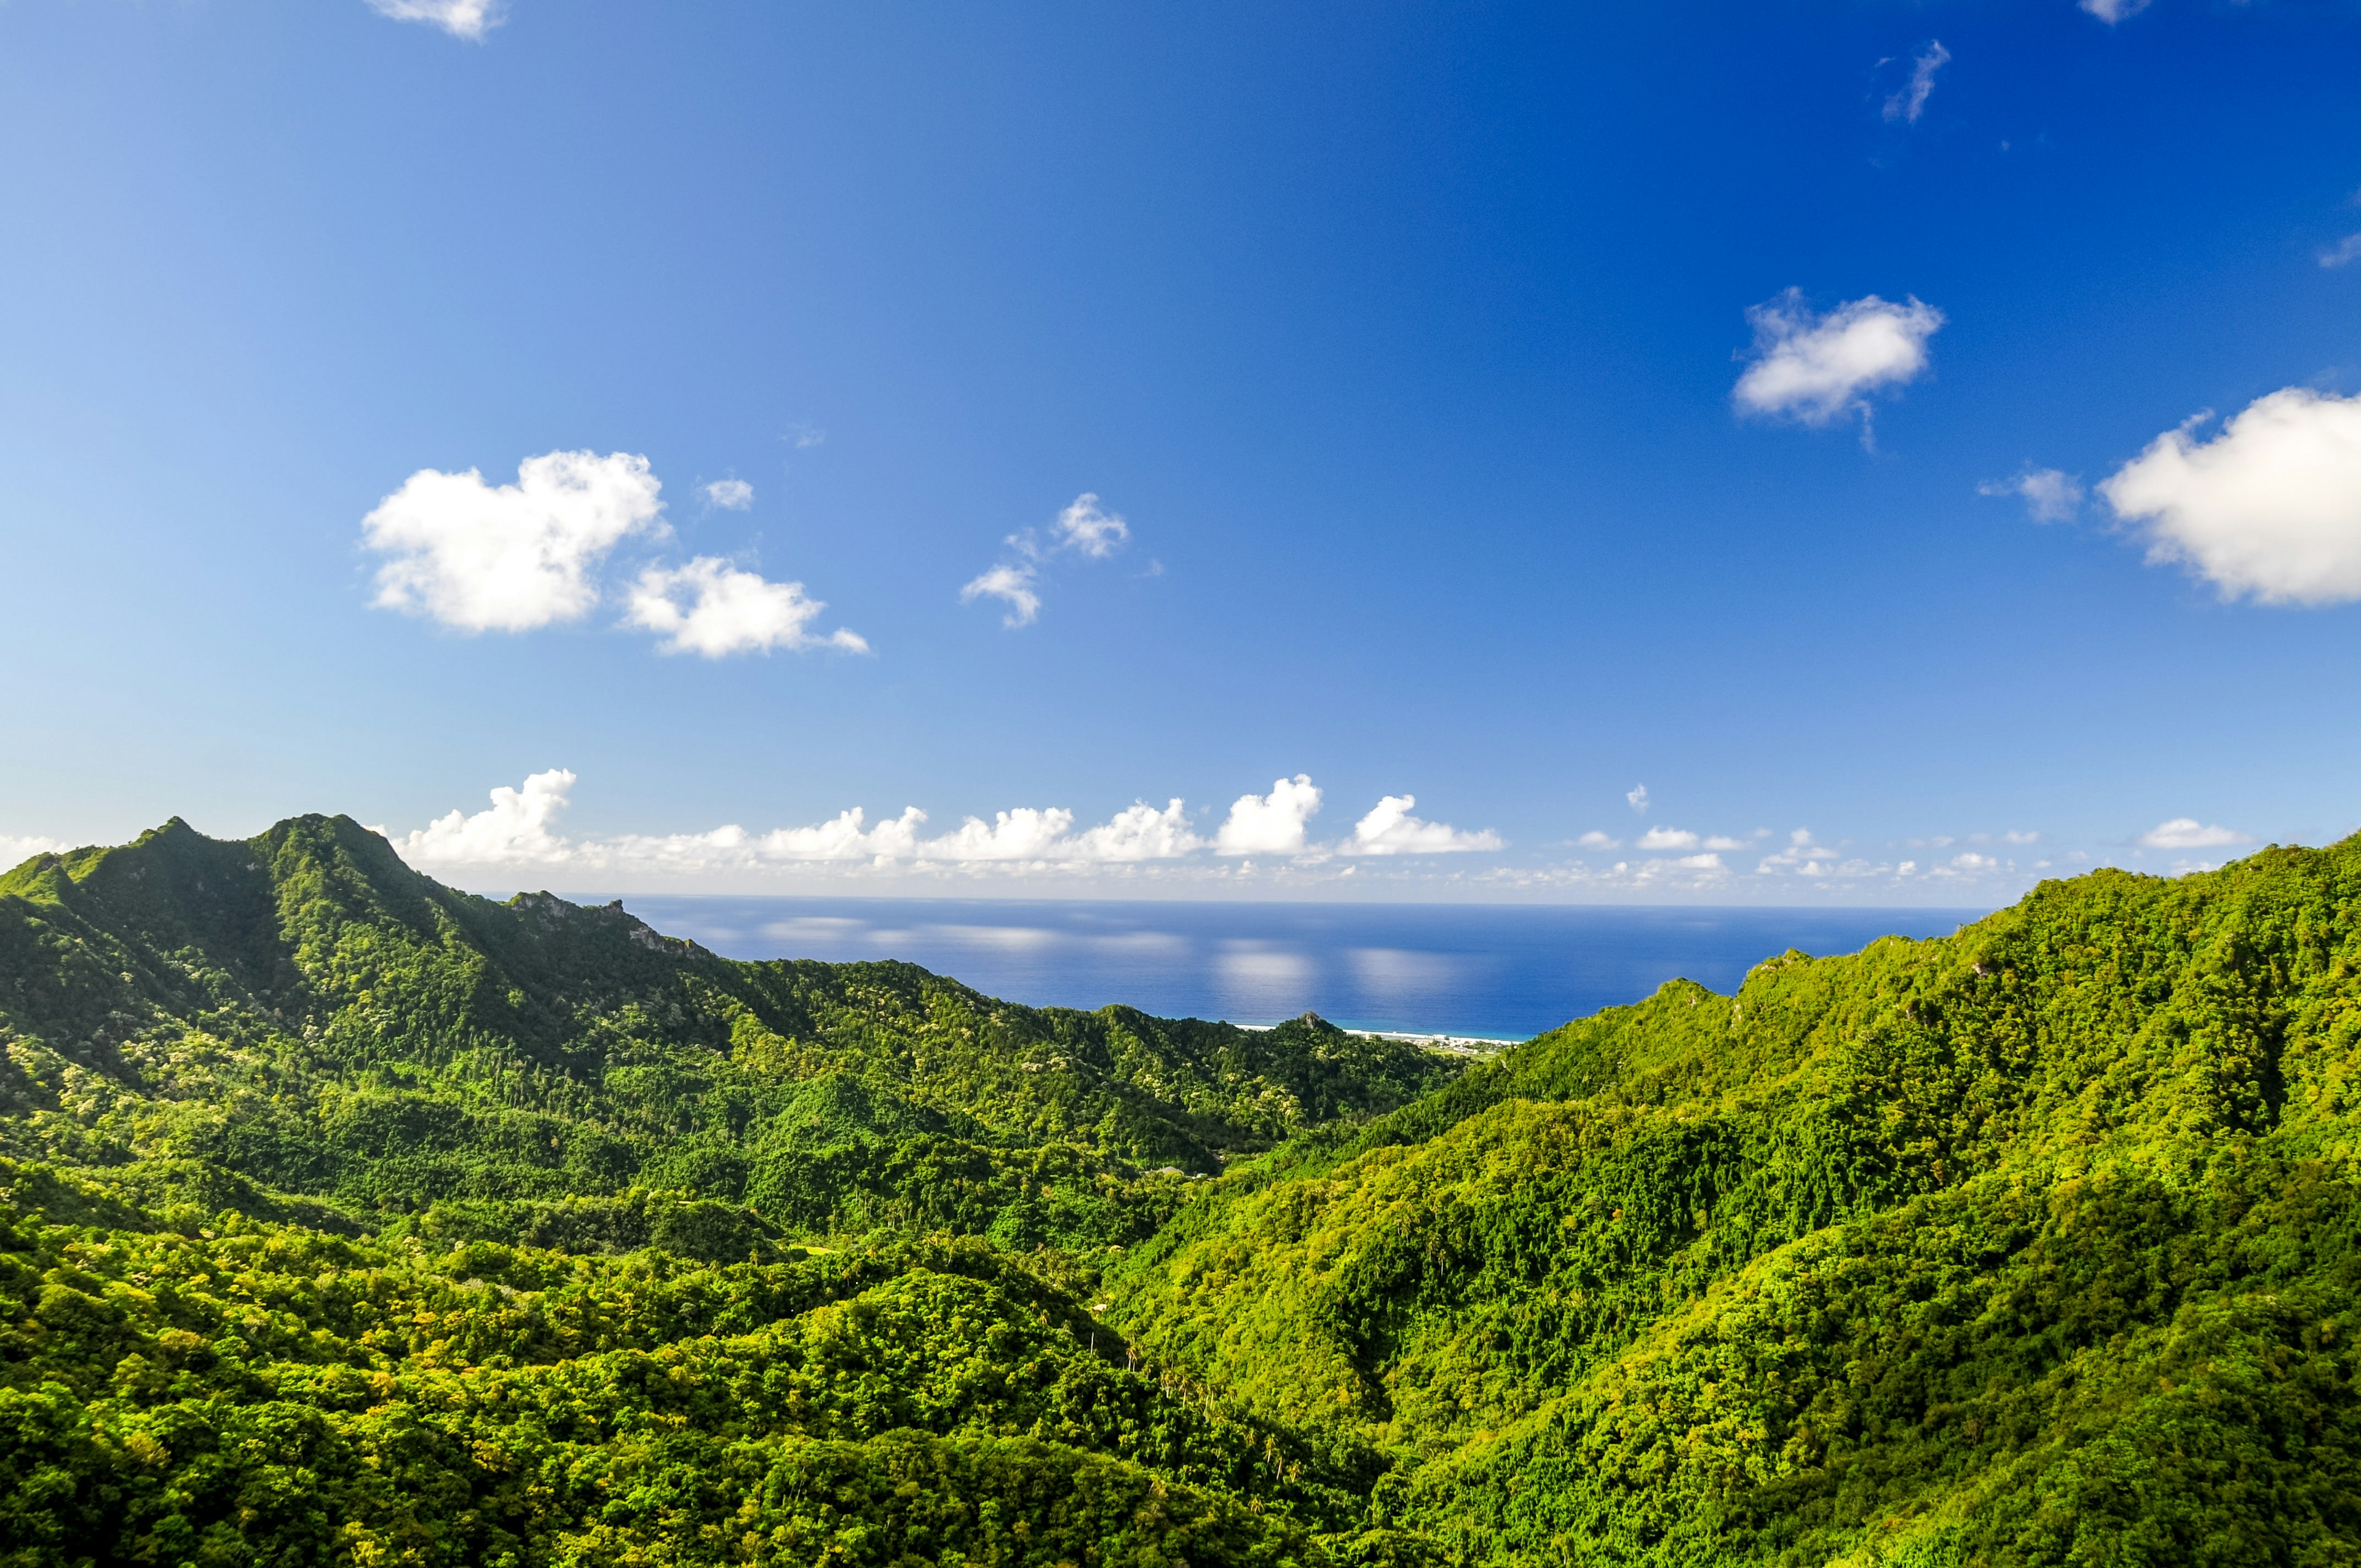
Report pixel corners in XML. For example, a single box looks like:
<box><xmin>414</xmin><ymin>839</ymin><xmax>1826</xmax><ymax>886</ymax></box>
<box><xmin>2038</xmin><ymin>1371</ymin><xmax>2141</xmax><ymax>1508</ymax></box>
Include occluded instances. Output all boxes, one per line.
<box><xmin>2</xmin><ymin>0</ymin><xmax>2359</xmax><ymax>905</ymax></box>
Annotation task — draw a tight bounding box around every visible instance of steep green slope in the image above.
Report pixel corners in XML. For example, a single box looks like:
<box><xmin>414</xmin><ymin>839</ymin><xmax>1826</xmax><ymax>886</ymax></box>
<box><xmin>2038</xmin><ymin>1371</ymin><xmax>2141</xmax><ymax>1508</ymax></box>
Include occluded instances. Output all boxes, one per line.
<box><xmin>0</xmin><ymin>815</ymin><xmax>1461</xmax><ymax>1255</ymax></box>
<box><xmin>1107</xmin><ymin>840</ymin><xmax>2361</xmax><ymax>1564</ymax></box>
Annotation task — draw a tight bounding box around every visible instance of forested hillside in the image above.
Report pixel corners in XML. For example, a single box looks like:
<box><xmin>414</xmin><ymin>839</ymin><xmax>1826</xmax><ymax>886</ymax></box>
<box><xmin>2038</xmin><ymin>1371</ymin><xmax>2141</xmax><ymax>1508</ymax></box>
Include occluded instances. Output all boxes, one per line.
<box><xmin>1108</xmin><ymin>837</ymin><xmax>2361</xmax><ymax>1566</ymax></box>
<box><xmin>7</xmin><ymin>814</ymin><xmax>2361</xmax><ymax>1564</ymax></box>
<box><xmin>0</xmin><ymin>814</ymin><xmax>1458</xmax><ymax>1254</ymax></box>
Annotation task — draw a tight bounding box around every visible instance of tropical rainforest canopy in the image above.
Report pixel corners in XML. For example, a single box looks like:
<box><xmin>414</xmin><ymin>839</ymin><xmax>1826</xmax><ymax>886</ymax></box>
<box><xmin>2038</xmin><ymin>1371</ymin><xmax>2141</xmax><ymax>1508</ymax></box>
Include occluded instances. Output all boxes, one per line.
<box><xmin>4</xmin><ymin>812</ymin><xmax>2360</xmax><ymax>1566</ymax></box>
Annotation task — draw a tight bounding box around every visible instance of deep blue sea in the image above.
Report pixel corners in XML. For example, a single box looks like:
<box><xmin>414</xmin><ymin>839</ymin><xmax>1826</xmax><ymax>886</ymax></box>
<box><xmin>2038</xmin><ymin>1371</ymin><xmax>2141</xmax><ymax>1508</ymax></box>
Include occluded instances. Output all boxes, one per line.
<box><xmin>595</xmin><ymin>897</ymin><xmax>1986</xmax><ymax>1043</ymax></box>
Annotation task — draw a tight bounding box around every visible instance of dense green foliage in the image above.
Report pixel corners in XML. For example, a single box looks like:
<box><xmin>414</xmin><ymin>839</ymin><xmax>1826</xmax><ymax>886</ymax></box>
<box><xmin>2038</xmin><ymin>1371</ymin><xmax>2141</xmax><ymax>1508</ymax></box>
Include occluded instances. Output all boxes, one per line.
<box><xmin>14</xmin><ymin>813</ymin><xmax>2361</xmax><ymax>1563</ymax></box>
<box><xmin>1109</xmin><ymin>837</ymin><xmax>2361</xmax><ymax>1564</ymax></box>
<box><xmin>0</xmin><ymin>815</ymin><xmax>1457</xmax><ymax>1565</ymax></box>
<box><xmin>0</xmin><ymin>1168</ymin><xmax>1366</xmax><ymax>1566</ymax></box>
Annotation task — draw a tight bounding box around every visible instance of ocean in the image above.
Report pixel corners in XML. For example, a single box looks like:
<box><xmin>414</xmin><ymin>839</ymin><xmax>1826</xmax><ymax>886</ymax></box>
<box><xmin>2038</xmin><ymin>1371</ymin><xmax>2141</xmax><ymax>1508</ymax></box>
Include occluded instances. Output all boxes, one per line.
<box><xmin>600</xmin><ymin>896</ymin><xmax>1987</xmax><ymax>1042</ymax></box>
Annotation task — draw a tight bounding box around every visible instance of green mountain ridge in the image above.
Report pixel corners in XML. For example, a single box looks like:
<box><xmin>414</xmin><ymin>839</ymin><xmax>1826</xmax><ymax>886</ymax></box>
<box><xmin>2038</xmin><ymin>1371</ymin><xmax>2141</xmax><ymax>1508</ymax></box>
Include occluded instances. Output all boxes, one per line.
<box><xmin>0</xmin><ymin>813</ymin><xmax>1460</xmax><ymax>1251</ymax></box>
<box><xmin>6</xmin><ymin>813</ymin><xmax>2361</xmax><ymax>1565</ymax></box>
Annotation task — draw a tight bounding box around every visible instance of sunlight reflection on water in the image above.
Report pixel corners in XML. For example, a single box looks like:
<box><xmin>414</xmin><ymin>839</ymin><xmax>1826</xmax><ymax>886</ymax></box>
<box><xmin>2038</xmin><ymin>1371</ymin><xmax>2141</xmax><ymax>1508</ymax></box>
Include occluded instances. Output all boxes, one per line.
<box><xmin>596</xmin><ymin>896</ymin><xmax>1983</xmax><ymax>1041</ymax></box>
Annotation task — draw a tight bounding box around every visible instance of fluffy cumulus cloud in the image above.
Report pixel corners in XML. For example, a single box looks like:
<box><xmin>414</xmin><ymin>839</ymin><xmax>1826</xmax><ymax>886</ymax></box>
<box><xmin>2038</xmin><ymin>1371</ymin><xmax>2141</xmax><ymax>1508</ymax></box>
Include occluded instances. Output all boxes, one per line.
<box><xmin>2137</xmin><ymin>818</ymin><xmax>2253</xmax><ymax>850</ymax></box>
<box><xmin>2079</xmin><ymin>0</ymin><xmax>2151</xmax><ymax>23</ymax></box>
<box><xmin>365</xmin><ymin>0</ymin><xmax>504</xmax><ymax>40</ymax></box>
<box><xmin>960</xmin><ymin>564</ymin><xmax>1042</xmax><ymax>627</ymax></box>
<box><xmin>363</xmin><ymin>449</ymin><xmax>864</xmax><ymax>657</ymax></box>
<box><xmin>1882</xmin><ymin>41</ymin><xmax>1950</xmax><ymax>125</ymax></box>
<box><xmin>1626</xmin><ymin>784</ymin><xmax>1650</xmax><ymax>814</ymax></box>
<box><xmin>917</xmin><ymin>808</ymin><xmax>1078</xmax><ymax>863</ymax></box>
<box><xmin>1050</xmin><ymin>494</ymin><xmax>1130</xmax><ymax>558</ymax></box>
<box><xmin>1576</xmin><ymin>830</ymin><xmax>1619</xmax><ymax>849</ymax></box>
<box><xmin>1733</xmin><ymin>290</ymin><xmax>1944</xmax><ymax>433</ymax></box>
<box><xmin>625</xmin><ymin>558</ymin><xmax>867</xmax><ymax>657</ymax></box>
<box><xmin>0</xmin><ymin>831</ymin><xmax>65</xmax><ymax>865</ymax></box>
<box><xmin>385</xmin><ymin>769</ymin><xmax>578</xmax><ymax>869</ymax></box>
<box><xmin>1215</xmin><ymin>776</ymin><xmax>1323</xmax><ymax>857</ymax></box>
<box><xmin>2098</xmin><ymin>389</ymin><xmax>2361</xmax><ymax>604</ymax></box>
<box><xmin>1980</xmin><ymin>466</ymin><xmax>2084</xmax><ymax>523</ymax></box>
<box><xmin>364</xmin><ymin>451</ymin><xmax>666</xmax><ymax>633</ymax></box>
<box><xmin>912</xmin><ymin>801</ymin><xmax>1200</xmax><ymax>864</ymax></box>
<box><xmin>1067</xmin><ymin>800</ymin><xmax>1202</xmax><ymax>861</ymax></box>
<box><xmin>762</xmin><ymin>809</ymin><xmax>928</xmax><ymax>861</ymax></box>
<box><xmin>1343</xmin><ymin>796</ymin><xmax>1503</xmax><ymax>856</ymax></box>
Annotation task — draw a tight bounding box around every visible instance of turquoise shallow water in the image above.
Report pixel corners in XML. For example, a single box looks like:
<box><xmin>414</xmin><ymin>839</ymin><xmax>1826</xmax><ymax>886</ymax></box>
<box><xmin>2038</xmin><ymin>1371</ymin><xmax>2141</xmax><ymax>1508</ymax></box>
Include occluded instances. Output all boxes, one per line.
<box><xmin>591</xmin><ymin>896</ymin><xmax>1986</xmax><ymax>1042</ymax></box>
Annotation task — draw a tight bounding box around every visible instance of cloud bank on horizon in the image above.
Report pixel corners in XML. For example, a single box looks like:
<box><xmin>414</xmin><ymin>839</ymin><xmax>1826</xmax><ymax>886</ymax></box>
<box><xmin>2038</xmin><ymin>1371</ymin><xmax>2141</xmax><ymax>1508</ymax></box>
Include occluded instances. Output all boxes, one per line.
<box><xmin>326</xmin><ymin>770</ymin><xmax>2280</xmax><ymax>903</ymax></box>
<box><xmin>376</xmin><ymin>769</ymin><xmax>1507</xmax><ymax>882</ymax></box>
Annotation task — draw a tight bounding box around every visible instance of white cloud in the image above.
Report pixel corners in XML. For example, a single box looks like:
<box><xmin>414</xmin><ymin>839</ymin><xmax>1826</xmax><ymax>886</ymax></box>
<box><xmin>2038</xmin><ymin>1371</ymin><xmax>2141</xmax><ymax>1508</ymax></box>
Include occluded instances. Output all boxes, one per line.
<box><xmin>604</xmin><ymin>809</ymin><xmax>930</xmax><ymax>874</ymax></box>
<box><xmin>1051</xmin><ymin>493</ymin><xmax>1130</xmax><ymax>558</ymax></box>
<box><xmin>363</xmin><ymin>450</ymin><xmax>666</xmax><ymax>633</ymax></box>
<box><xmin>1635</xmin><ymin>828</ymin><xmax>1746</xmax><ymax>852</ymax></box>
<box><xmin>1754</xmin><ymin>828</ymin><xmax>1881</xmax><ymax>879</ymax></box>
<box><xmin>963</xmin><ymin>493</ymin><xmax>1134</xmax><ymax>627</ymax></box>
<box><xmin>1667</xmin><ymin>852</ymin><xmax>1724</xmax><ymax>871</ymax></box>
<box><xmin>1733</xmin><ymin>290</ymin><xmax>1944</xmax><ymax>434</ymax></box>
<box><xmin>1626</xmin><ymin>783</ymin><xmax>1650</xmax><ymax>814</ymax></box>
<box><xmin>1216</xmin><ymin>775</ymin><xmax>1323</xmax><ymax>856</ymax></box>
<box><xmin>703</xmin><ymin>479</ymin><xmax>755</xmax><ymax>510</ymax></box>
<box><xmin>960</xmin><ymin>564</ymin><xmax>1042</xmax><ymax>627</ymax></box>
<box><xmin>1882</xmin><ymin>41</ymin><xmax>1950</xmax><ymax>125</ymax></box>
<box><xmin>917</xmin><ymin>799</ymin><xmax>1203</xmax><ymax>864</ymax></box>
<box><xmin>2320</xmin><ymin>236</ymin><xmax>2361</xmax><ymax>269</ymax></box>
<box><xmin>729</xmin><ymin>808</ymin><xmax>928</xmax><ymax>863</ymax></box>
<box><xmin>1069</xmin><ymin>800</ymin><xmax>1203</xmax><ymax>861</ymax></box>
<box><xmin>1979</xmin><ymin>466</ymin><xmax>2085</xmax><ymax>523</ymax></box>
<box><xmin>384</xmin><ymin>769</ymin><xmax>577</xmax><ymax>868</ymax></box>
<box><xmin>1576</xmin><ymin>830</ymin><xmax>1619</xmax><ymax>849</ymax></box>
<box><xmin>2098</xmin><ymin>389</ymin><xmax>2361</xmax><ymax>604</ymax></box>
<box><xmin>365</xmin><ymin>0</ymin><xmax>504</xmax><ymax>41</ymax></box>
<box><xmin>2079</xmin><ymin>0</ymin><xmax>2151</xmax><ymax>24</ymax></box>
<box><xmin>2137</xmin><ymin>818</ymin><xmax>2253</xmax><ymax>850</ymax></box>
<box><xmin>381</xmin><ymin>772</ymin><xmax>1213</xmax><ymax>878</ymax></box>
<box><xmin>1</xmin><ymin>832</ymin><xmax>65</xmax><ymax>865</ymax></box>
<box><xmin>1946</xmin><ymin>852</ymin><xmax>1998</xmax><ymax>873</ymax></box>
<box><xmin>625</xmin><ymin>558</ymin><xmax>867</xmax><ymax>657</ymax></box>
<box><xmin>919</xmin><ymin>807</ymin><xmax>1078</xmax><ymax>863</ymax></box>
<box><xmin>1343</xmin><ymin>795</ymin><xmax>1503</xmax><ymax>856</ymax></box>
